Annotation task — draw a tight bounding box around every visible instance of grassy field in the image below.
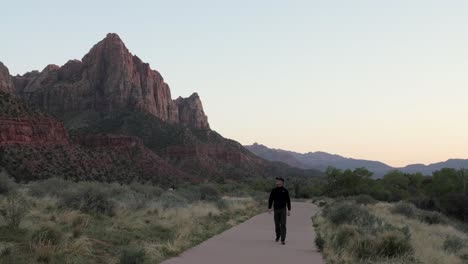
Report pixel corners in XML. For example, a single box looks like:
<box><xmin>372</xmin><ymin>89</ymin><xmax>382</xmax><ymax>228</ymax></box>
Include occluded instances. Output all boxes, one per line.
<box><xmin>313</xmin><ymin>196</ymin><xmax>468</xmax><ymax>264</ymax></box>
<box><xmin>0</xmin><ymin>172</ymin><xmax>264</xmax><ymax>264</ymax></box>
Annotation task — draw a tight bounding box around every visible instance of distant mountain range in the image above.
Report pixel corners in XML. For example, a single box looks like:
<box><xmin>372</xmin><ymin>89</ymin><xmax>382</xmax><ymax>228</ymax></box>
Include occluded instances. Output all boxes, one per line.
<box><xmin>245</xmin><ymin>143</ymin><xmax>468</xmax><ymax>177</ymax></box>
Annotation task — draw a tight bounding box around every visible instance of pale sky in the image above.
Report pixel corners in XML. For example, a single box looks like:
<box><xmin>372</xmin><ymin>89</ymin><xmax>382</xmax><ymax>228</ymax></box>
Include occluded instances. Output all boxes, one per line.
<box><xmin>1</xmin><ymin>0</ymin><xmax>468</xmax><ymax>167</ymax></box>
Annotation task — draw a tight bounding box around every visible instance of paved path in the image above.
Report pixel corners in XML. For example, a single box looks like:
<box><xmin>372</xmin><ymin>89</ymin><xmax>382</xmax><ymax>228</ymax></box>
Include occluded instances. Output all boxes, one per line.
<box><xmin>162</xmin><ymin>202</ymin><xmax>324</xmax><ymax>264</ymax></box>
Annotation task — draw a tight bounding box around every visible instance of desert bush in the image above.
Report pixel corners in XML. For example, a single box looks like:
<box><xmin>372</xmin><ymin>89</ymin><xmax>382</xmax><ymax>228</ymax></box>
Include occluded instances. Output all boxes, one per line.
<box><xmin>409</xmin><ymin>196</ymin><xmax>437</xmax><ymax>211</ymax></box>
<box><xmin>129</xmin><ymin>182</ymin><xmax>163</xmax><ymax>199</ymax></box>
<box><xmin>418</xmin><ymin>210</ymin><xmax>447</xmax><ymax>225</ymax></box>
<box><xmin>30</xmin><ymin>226</ymin><xmax>63</xmax><ymax>263</ymax></box>
<box><xmin>159</xmin><ymin>192</ymin><xmax>188</xmax><ymax>209</ymax></box>
<box><xmin>177</xmin><ymin>186</ymin><xmax>201</xmax><ymax>202</ymax></box>
<box><xmin>392</xmin><ymin>202</ymin><xmax>417</xmax><ymax>218</ymax></box>
<box><xmin>315</xmin><ymin>233</ymin><xmax>325</xmax><ymax>252</ymax></box>
<box><xmin>332</xmin><ymin>224</ymin><xmax>359</xmax><ymax>248</ymax></box>
<box><xmin>215</xmin><ymin>199</ymin><xmax>228</xmax><ymax>210</ymax></box>
<box><xmin>28</xmin><ymin>177</ymin><xmax>72</xmax><ymax>197</ymax></box>
<box><xmin>354</xmin><ymin>236</ymin><xmax>375</xmax><ymax>259</ymax></box>
<box><xmin>120</xmin><ymin>248</ymin><xmax>146</xmax><ymax>264</ymax></box>
<box><xmin>0</xmin><ymin>171</ymin><xmax>16</xmax><ymax>195</ymax></box>
<box><xmin>0</xmin><ymin>193</ymin><xmax>28</xmax><ymax>229</ymax></box>
<box><xmin>443</xmin><ymin>235</ymin><xmax>465</xmax><ymax>253</ymax></box>
<box><xmin>353</xmin><ymin>231</ymin><xmax>412</xmax><ymax>259</ymax></box>
<box><xmin>31</xmin><ymin>226</ymin><xmax>63</xmax><ymax>246</ymax></box>
<box><xmin>377</xmin><ymin>230</ymin><xmax>413</xmax><ymax>258</ymax></box>
<box><xmin>324</xmin><ymin>202</ymin><xmax>371</xmax><ymax>225</ymax></box>
<box><xmin>325</xmin><ymin>201</ymin><xmax>396</xmax><ymax>237</ymax></box>
<box><xmin>59</xmin><ymin>183</ymin><xmax>115</xmax><ymax>216</ymax></box>
<box><xmin>352</xmin><ymin>194</ymin><xmax>377</xmax><ymax>205</ymax></box>
<box><xmin>199</xmin><ymin>184</ymin><xmax>221</xmax><ymax>201</ymax></box>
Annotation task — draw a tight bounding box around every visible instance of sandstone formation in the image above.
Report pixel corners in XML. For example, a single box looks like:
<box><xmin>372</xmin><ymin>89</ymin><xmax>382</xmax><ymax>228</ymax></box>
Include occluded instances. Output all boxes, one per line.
<box><xmin>14</xmin><ymin>33</ymin><xmax>209</xmax><ymax>129</ymax></box>
<box><xmin>0</xmin><ymin>62</ymin><xmax>14</xmax><ymax>93</ymax></box>
<box><xmin>0</xmin><ymin>118</ymin><xmax>69</xmax><ymax>145</ymax></box>
<box><xmin>0</xmin><ymin>33</ymin><xmax>323</xmax><ymax>184</ymax></box>
<box><xmin>175</xmin><ymin>93</ymin><xmax>210</xmax><ymax>129</ymax></box>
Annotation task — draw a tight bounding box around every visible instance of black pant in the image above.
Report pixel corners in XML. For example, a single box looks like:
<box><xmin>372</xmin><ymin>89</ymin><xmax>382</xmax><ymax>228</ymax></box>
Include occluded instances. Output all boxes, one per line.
<box><xmin>274</xmin><ymin>208</ymin><xmax>287</xmax><ymax>241</ymax></box>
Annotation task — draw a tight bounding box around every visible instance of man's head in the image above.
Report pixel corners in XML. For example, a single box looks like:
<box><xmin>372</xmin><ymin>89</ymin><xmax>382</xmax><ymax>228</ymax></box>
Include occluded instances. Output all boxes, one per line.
<box><xmin>275</xmin><ymin>177</ymin><xmax>285</xmax><ymax>187</ymax></box>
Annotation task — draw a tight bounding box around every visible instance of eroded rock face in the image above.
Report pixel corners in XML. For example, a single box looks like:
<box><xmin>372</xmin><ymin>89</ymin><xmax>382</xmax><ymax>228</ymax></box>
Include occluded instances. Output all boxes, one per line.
<box><xmin>14</xmin><ymin>33</ymin><xmax>208</xmax><ymax>129</ymax></box>
<box><xmin>0</xmin><ymin>118</ymin><xmax>69</xmax><ymax>145</ymax></box>
<box><xmin>0</xmin><ymin>62</ymin><xmax>14</xmax><ymax>94</ymax></box>
<box><xmin>175</xmin><ymin>93</ymin><xmax>210</xmax><ymax>129</ymax></box>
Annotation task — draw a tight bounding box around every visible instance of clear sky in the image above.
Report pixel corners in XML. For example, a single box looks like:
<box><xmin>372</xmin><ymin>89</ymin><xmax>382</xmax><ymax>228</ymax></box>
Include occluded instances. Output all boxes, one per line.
<box><xmin>1</xmin><ymin>0</ymin><xmax>468</xmax><ymax>167</ymax></box>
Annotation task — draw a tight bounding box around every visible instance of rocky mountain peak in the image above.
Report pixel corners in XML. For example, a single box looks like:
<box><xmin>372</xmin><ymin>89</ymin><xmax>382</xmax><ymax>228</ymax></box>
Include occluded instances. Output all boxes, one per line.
<box><xmin>0</xmin><ymin>62</ymin><xmax>14</xmax><ymax>94</ymax></box>
<box><xmin>175</xmin><ymin>92</ymin><xmax>210</xmax><ymax>129</ymax></box>
<box><xmin>12</xmin><ymin>33</ymin><xmax>210</xmax><ymax>129</ymax></box>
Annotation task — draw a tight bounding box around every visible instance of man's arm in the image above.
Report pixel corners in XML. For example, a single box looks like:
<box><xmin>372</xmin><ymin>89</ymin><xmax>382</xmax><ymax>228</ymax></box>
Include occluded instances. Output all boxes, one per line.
<box><xmin>286</xmin><ymin>190</ymin><xmax>291</xmax><ymax>211</ymax></box>
<box><xmin>268</xmin><ymin>189</ymin><xmax>274</xmax><ymax>210</ymax></box>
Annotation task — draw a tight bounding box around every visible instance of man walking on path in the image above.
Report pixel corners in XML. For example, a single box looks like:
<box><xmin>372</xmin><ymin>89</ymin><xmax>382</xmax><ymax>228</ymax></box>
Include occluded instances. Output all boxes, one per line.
<box><xmin>268</xmin><ymin>177</ymin><xmax>291</xmax><ymax>245</ymax></box>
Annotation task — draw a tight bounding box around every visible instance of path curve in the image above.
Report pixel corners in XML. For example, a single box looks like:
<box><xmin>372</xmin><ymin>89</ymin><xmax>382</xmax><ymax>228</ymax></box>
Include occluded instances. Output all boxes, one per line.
<box><xmin>162</xmin><ymin>202</ymin><xmax>324</xmax><ymax>264</ymax></box>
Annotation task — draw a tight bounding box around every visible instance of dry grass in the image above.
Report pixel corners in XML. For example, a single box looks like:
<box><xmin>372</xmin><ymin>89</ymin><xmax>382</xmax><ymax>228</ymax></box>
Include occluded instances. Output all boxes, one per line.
<box><xmin>0</xmin><ymin>184</ymin><xmax>263</xmax><ymax>264</ymax></box>
<box><xmin>314</xmin><ymin>199</ymin><xmax>468</xmax><ymax>264</ymax></box>
<box><xmin>372</xmin><ymin>203</ymin><xmax>468</xmax><ymax>264</ymax></box>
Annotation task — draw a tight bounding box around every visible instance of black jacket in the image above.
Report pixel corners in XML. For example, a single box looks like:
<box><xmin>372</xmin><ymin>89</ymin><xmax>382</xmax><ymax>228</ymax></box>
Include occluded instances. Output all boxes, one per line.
<box><xmin>268</xmin><ymin>187</ymin><xmax>291</xmax><ymax>210</ymax></box>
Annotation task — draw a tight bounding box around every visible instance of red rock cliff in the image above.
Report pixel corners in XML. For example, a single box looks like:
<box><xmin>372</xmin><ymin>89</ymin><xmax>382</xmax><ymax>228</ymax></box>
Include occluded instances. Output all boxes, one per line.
<box><xmin>0</xmin><ymin>118</ymin><xmax>69</xmax><ymax>145</ymax></box>
<box><xmin>14</xmin><ymin>33</ymin><xmax>209</xmax><ymax>129</ymax></box>
<box><xmin>0</xmin><ymin>62</ymin><xmax>14</xmax><ymax>94</ymax></box>
<box><xmin>175</xmin><ymin>93</ymin><xmax>210</xmax><ymax>129</ymax></box>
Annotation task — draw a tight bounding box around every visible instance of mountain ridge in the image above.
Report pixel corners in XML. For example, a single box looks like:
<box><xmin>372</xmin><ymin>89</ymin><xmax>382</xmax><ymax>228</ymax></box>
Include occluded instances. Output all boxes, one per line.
<box><xmin>0</xmin><ymin>33</ymin><xmax>323</xmax><ymax>184</ymax></box>
<box><xmin>245</xmin><ymin>143</ymin><xmax>468</xmax><ymax>176</ymax></box>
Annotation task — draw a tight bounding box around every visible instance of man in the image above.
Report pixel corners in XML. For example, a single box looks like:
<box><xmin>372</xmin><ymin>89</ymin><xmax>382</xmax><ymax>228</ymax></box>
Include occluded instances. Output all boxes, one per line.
<box><xmin>268</xmin><ymin>177</ymin><xmax>291</xmax><ymax>245</ymax></box>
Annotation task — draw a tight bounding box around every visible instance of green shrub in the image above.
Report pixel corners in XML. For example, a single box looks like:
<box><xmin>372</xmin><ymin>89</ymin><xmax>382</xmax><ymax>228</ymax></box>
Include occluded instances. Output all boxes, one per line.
<box><xmin>199</xmin><ymin>185</ymin><xmax>221</xmax><ymax>201</ymax></box>
<box><xmin>315</xmin><ymin>233</ymin><xmax>325</xmax><ymax>252</ymax></box>
<box><xmin>215</xmin><ymin>199</ymin><xmax>228</xmax><ymax>210</ymax></box>
<box><xmin>0</xmin><ymin>193</ymin><xmax>28</xmax><ymax>229</ymax></box>
<box><xmin>0</xmin><ymin>171</ymin><xmax>16</xmax><ymax>195</ymax></box>
<box><xmin>443</xmin><ymin>235</ymin><xmax>465</xmax><ymax>253</ymax></box>
<box><xmin>177</xmin><ymin>186</ymin><xmax>201</xmax><ymax>202</ymax></box>
<box><xmin>159</xmin><ymin>192</ymin><xmax>188</xmax><ymax>209</ymax></box>
<box><xmin>129</xmin><ymin>182</ymin><xmax>163</xmax><ymax>199</ymax></box>
<box><xmin>392</xmin><ymin>202</ymin><xmax>417</xmax><ymax>218</ymax></box>
<box><xmin>31</xmin><ymin>226</ymin><xmax>63</xmax><ymax>246</ymax></box>
<box><xmin>28</xmin><ymin>177</ymin><xmax>72</xmax><ymax>197</ymax></box>
<box><xmin>59</xmin><ymin>183</ymin><xmax>115</xmax><ymax>216</ymax></box>
<box><xmin>353</xmin><ymin>231</ymin><xmax>412</xmax><ymax>259</ymax></box>
<box><xmin>120</xmin><ymin>248</ymin><xmax>146</xmax><ymax>264</ymax></box>
<box><xmin>333</xmin><ymin>225</ymin><xmax>358</xmax><ymax>248</ymax></box>
<box><xmin>325</xmin><ymin>202</ymin><xmax>391</xmax><ymax>235</ymax></box>
<box><xmin>324</xmin><ymin>202</ymin><xmax>361</xmax><ymax>225</ymax></box>
<box><xmin>352</xmin><ymin>194</ymin><xmax>376</xmax><ymax>205</ymax></box>
<box><xmin>377</xmin><ymin>230</ymin><xmax>413</xmax><ymax>258</ymax></box>
<box><xmin>354</xmin><ymin>236</ymin><xmax>375</xmax><ymax>259</ymax></box>
<box><xmin>418</xmin><ymin>211</ymin><xmax>447</xmax><ymax>225</ymax></box>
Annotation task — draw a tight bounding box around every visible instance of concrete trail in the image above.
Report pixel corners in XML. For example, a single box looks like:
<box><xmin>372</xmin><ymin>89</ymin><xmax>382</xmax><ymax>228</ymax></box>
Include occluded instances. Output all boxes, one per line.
<box><xmin>162</xmin><ymin>202</ymin><xmax>325</xmax><ymax>264</ymax></box>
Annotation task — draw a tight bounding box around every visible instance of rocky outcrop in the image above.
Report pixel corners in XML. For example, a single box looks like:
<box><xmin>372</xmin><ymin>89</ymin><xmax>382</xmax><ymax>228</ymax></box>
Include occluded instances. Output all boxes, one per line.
<box><xmin>175</xmin><ymin>93</ymin><xmax>209</xmax><ymax>129</ymax></box>
<box><xmin>0</xmin><ymin>62</ymin><xmax>14</xmax><ymax>94</ymax></box>
<box><xmin>14</xmin><ymin>33</ymin><xmax>209</xmax><ymax>129</ymax></box>
<box><xmin>0</xmin><ymin>118</ymin><xmax>69</xmax><ymax>145</ymax></box>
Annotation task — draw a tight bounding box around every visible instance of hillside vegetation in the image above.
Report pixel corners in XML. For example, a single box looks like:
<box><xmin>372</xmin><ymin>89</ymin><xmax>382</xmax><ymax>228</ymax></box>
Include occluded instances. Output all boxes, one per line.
<box><xmin>0</xmin><ymin>171</ymin><xmax>264</xmax><ymax>264</ymax></box>
<box><xmin>313</xmin><ymin>198</ymin><xmax>468</xmax><ymax>264</ymax></box>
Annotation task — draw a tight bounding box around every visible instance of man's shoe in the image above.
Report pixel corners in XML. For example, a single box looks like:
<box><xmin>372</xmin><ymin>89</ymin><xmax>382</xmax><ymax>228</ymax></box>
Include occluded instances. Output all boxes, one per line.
<box><xmin>281</xmin><ymin>241</ymin><xmax>286</xmax><ymax>245</ymax></box>
<box><xmin>275</xmin><ymin>237</ymin><xmax>280</xmax><ymax>242</ymax></box>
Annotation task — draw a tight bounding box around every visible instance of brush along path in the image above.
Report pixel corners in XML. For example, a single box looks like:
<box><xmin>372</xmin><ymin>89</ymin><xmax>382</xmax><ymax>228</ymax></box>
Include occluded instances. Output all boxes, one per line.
<box><xmin>162</xmin><ymin>202</ymin><xmax>324</xmax><ymax>264</ymax></box>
